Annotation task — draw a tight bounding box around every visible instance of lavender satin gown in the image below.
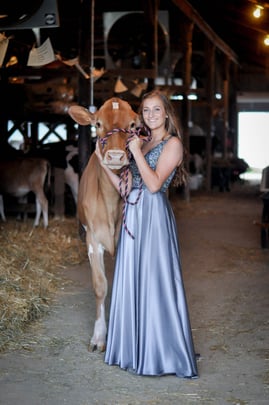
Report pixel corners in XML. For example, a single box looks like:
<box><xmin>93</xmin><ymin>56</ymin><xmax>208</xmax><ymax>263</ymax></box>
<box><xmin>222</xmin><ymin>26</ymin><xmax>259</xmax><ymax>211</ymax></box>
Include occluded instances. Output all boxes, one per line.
<box><xmin>104</xmin><ymin>140</ymin><xmax>198</xmax><ymax>378</ymax></box>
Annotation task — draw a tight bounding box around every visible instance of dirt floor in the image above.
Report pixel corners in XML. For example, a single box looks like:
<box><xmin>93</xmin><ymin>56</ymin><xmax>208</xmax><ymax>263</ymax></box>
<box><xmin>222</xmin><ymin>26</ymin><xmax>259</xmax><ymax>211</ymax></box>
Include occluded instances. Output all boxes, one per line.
<box><xmin>0</xmin><ymin>180</ymin><xmax>268</xmax><ymax>405</ymax></box>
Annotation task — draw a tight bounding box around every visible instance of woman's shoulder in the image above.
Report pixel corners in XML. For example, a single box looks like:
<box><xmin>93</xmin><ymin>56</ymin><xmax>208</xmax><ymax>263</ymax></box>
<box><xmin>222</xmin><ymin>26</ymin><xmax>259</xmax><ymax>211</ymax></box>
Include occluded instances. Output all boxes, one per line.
<box><xmin>164</xmin><ymin>135</ymin><xmax>182</xmax><ymax>149</ymax></box>
<box><xmin>162</xmin><ymin>135</ymin><xmax>183</xmax><ymax>166</ymax></box>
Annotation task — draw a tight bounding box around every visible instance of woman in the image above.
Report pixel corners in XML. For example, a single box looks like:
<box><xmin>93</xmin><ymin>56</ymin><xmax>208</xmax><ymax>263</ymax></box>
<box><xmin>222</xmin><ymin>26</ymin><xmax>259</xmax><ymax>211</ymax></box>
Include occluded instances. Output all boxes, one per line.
<box><xmin>95</xmin><ymin>90</ymin><xmax>198</xmax><ymax>378</ymax></box>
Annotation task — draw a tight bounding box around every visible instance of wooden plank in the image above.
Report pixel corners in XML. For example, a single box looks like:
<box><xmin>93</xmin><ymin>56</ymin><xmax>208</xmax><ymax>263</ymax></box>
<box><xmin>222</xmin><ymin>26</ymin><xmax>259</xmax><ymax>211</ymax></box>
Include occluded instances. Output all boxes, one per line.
<box><xmin>172</xmin><ymin>0</ymin><xmax>239</xmax><ymax>63</ymax></box>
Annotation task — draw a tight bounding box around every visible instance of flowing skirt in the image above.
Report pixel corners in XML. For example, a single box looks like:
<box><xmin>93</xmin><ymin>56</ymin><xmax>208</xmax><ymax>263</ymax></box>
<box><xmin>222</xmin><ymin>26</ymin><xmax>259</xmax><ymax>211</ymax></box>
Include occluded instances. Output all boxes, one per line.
<box><xmin>104</xmin><ymin>188</ymin><xmax>198</xmax><ymax>378</ymax></box>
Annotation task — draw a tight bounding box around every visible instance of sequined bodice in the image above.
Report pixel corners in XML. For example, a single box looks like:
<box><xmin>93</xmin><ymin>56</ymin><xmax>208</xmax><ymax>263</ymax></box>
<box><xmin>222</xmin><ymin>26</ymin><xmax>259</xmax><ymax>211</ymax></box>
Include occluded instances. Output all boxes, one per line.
<box><xmin>130</xmin><ymin>139</ymin><xmax>176</xmax><ymax>193</ymax></box>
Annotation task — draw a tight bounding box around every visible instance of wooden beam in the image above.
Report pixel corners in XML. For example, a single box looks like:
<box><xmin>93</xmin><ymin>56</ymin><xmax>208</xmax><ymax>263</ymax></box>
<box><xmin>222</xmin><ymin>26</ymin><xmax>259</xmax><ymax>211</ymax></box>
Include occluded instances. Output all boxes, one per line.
<box><xmin>171</xmin><ymin>0</ymin><xmax>239</xmax><ymax>64</ymax></box>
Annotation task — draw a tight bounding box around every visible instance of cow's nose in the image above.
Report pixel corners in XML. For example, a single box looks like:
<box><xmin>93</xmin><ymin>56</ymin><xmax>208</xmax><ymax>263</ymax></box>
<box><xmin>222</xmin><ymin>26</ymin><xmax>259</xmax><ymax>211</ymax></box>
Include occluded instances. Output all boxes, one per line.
<box><xmin>104</xmin><ymin>149</ymin><xmax>129</xmax><ymax>169</ymax></box>
<box><xmin>107</xmin><ymin>150</ymin><xmax>125</xmax><ymax>161</ymax></box>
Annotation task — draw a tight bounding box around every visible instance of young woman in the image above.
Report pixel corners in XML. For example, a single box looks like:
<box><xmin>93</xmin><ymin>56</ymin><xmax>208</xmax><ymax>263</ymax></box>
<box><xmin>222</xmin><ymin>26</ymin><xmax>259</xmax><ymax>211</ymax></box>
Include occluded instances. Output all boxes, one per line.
<box><xmin>95</xmin><ymin>90</ymin><xmax>198</xmax><ymax>378</ymax></box>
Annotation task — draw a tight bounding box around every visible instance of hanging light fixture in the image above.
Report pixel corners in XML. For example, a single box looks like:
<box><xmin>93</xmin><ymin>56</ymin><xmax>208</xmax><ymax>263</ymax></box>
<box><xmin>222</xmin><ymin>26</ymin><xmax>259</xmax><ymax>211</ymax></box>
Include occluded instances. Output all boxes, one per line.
<box><xmin>253</xmin><ymin>4</ymin><xmax>264</xmax><ymax>18</ymax></box>
<box><xmin>263</xmin><ymin>33</ymin><xmax>269</xmax><ymax>45</ymax></box>
<box><xmin>250</xmin><ymin>1</ymin><xmax>269</xmax><ymax>18</ymax></box>
<box><xmin>249</xmin><ymin>1</ymin><xmax>269</xmax><ymax>45</ymax></box>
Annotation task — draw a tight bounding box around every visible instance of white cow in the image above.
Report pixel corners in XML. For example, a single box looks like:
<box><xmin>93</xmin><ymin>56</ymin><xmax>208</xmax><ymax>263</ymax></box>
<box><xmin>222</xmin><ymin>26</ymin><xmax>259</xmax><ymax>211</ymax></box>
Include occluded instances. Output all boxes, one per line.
<box><xmin>65</xmin><ymin>144</ymin><xmax>79</xmax><ymax>205</ymax></box>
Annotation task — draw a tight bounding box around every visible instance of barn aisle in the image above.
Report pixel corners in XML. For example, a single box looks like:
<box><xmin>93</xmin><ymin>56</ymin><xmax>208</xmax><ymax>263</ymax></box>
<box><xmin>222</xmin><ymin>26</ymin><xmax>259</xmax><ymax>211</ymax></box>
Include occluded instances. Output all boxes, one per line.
<box><xmin>0</xmin><ymin>180</ymin><xmax>268</xmax><ymax>405</ymax></box>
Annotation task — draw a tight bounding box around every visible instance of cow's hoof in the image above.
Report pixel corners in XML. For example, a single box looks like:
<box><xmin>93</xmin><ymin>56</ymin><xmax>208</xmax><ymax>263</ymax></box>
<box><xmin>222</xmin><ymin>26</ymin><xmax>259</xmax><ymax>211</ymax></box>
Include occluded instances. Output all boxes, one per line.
<box><xmin>88</xmin><ymin>343</ymin><xmax>97</xmax><ymax>352</ymax></box>
<box><xmin>98</xmin><ymin>344</ymin><xmax>106</xmax><ymax>353</ymax></box>
<box><xmin>88</xmin><ymin>342</ymin><xmax>106</xmax><ymax>353</ymax></box>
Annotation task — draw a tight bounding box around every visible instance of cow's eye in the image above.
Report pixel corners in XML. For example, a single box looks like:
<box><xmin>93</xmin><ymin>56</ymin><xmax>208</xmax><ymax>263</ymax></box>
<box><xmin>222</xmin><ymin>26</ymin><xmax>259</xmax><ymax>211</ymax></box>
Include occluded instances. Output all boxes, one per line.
<box><xmin>130</xmin><ymin>122</ymin><xmax>136</xmax><ymax>130</ymax></box>
<box><xmin>96</xmin><ymin>121</ymin><xmax>101</xmax><ymax>129</ymax></box>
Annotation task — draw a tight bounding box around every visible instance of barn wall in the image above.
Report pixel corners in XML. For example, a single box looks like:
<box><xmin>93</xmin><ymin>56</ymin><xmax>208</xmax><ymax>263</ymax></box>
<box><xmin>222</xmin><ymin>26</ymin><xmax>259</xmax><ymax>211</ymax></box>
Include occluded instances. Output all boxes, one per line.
<box><xmin>0</xmin><ymin>0</ymin><xmax>266</xmax><ymax>192</ymax></box>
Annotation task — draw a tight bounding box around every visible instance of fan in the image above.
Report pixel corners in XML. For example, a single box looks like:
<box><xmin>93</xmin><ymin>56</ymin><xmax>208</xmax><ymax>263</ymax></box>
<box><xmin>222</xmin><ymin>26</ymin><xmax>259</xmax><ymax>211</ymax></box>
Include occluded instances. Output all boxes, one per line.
<box><xmin>103</xmin><ymin>11</ymin><xmax>170</xmax><ymax>75</ymax></box>
<box><xmin>0</xmin><ymin>0</ymin><xmax>59</xmax><ymax>30</ymax></box>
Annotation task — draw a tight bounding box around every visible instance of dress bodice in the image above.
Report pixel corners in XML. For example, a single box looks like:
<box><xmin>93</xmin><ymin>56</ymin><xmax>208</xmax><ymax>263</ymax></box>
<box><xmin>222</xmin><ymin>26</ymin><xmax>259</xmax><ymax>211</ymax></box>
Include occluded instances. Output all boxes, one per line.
<box><xmin>130</xmin><ymin>139</ymin><xmax>176</xmax><ymax>193</ymax></box>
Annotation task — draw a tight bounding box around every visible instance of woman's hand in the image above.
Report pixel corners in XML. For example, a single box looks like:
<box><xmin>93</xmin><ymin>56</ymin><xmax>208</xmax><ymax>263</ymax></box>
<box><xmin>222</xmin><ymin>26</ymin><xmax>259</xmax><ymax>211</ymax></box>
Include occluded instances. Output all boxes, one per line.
<box><xmin>129</xmin><ymin>135</ymin><xmax>143</xmax><ymax>156</ymax></box>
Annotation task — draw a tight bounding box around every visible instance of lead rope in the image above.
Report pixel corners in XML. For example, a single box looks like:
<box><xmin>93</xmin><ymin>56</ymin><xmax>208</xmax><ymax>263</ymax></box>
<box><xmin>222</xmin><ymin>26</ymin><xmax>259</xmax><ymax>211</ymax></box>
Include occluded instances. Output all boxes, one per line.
<box><xmin>99</xmin><ymin>125</ymin><xmax>151</xmax><ymax>239</ymax></box>
<box><xmin>119</xmin><ymin>126</ymin><xmax>152</xmax><ymax>239</ymax></box>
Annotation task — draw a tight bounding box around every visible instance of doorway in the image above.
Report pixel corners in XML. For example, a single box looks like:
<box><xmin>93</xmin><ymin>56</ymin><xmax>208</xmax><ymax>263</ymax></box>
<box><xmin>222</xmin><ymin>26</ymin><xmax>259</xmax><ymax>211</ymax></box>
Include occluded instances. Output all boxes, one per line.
<box><xmin>238</xmin><ymin>111</ymin><xmax>269</xmax><ymax>181</ymax></box>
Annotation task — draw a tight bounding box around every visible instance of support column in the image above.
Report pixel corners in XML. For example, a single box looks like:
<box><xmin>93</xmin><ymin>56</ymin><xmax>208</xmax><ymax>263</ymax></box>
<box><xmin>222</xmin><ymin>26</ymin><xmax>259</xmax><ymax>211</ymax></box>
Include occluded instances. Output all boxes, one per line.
<box><xmin>181</xmin><ymin>21</ymin><xmax>194</xmax><ymax>201</ymax></box>
<box><xmin>205</xmin><ymin>41</ymin><xmax>215</xmax><ymax>191</ymax></box>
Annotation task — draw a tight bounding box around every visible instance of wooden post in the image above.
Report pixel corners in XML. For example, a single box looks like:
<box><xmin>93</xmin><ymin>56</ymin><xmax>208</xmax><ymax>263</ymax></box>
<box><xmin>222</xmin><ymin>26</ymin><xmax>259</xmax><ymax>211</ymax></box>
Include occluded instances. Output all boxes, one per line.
<box><xmin>143</xmin><ymin>0</ymin><xmax>158</xmax><ymax>90</ymax></box>
<box><xmin>77</xmin><ymin>0</ymin><xmax>92</xmax><ymax>177</ymax></box>
<box><xmin>181</xmin><ymin>21</ymin><xmax>194</xmax><ymax>201</ymax></box>
<box><xmin>205</xmin><ymin>40</ymin><xmax>215</xmax><ymax>191</ymax></box>
<box><xmin>223</xmin><ymin>56</ymin><xmax>230</xmax><ymax>159</ymax></box>
<box><xmin>229</xmin><ymin>63</ymin><xmax>239</xmax><ymax>156</ymax></box>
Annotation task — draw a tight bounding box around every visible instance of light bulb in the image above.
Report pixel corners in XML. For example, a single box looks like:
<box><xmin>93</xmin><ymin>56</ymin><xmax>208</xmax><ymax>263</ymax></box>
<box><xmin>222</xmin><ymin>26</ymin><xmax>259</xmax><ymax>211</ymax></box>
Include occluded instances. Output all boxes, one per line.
<box><xmin>253</xmin><ymin>5</ymin><xmax>264</xmax><ymax>18</ymax></box>
<box><xmin>263</xmin><ymin>34</ymin><xmax>269</xmax><ymax>45</ymax></box>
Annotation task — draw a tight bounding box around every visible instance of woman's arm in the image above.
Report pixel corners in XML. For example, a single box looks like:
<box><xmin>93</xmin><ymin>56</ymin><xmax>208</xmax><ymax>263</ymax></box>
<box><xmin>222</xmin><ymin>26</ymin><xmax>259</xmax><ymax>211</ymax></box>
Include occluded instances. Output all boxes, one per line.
<box><xmin>95</xmin><ymin>141</ymin><xmax>132</xmax><ymax>196</ymax></box>
<box><xmin>129</xmin><ymin>136</ymin><xmax>183</xmax><ymax>193</ymax></box>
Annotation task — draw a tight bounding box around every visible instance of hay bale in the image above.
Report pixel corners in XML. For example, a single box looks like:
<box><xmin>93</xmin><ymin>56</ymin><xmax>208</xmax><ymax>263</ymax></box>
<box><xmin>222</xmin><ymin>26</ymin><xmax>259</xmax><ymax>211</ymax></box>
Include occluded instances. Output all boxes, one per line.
<box><xmin>0</xmin><ymin>218</ymin><xmax>87</xmax><ymax>351</ymax></box>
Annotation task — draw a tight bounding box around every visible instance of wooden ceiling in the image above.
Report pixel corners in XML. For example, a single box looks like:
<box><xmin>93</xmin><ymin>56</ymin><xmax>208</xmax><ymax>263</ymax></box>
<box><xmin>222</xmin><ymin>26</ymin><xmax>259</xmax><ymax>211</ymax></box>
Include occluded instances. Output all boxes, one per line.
<box><xmin>188</xmin><ymin>0</ymin><xmax>269</xmax><ymax>71</ymax></box>
<box><xmin>1</xmin><ymin>0</ymin><xmax>269</xmax><ymax>72</ymax></box>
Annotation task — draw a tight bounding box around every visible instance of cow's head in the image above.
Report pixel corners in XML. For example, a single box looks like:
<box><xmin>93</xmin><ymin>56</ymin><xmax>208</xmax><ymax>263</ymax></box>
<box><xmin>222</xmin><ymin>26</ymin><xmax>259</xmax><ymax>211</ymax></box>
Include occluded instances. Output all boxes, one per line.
<box><xmin>68</xmin><ymin>98</ymin><xmax>140</xmax><ymax>170</ymax></box>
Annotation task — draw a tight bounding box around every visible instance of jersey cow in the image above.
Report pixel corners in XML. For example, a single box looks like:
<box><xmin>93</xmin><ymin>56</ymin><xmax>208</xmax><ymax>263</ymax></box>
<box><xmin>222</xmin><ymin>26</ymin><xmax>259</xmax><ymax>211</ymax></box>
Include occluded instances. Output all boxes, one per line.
<box><xmin>68</xmin><ymin>98</ymin><xmax>140</xmax><ymax>351</ymax></box>
<box><xmin>0</xmin><ymin>157</ymin><xmax>50</xmax><ymax>228</ymax></box>
<box><xmin>29</xmin><ymin>141</ymin><xmax>79</xmax><ymax>218</ymax></box>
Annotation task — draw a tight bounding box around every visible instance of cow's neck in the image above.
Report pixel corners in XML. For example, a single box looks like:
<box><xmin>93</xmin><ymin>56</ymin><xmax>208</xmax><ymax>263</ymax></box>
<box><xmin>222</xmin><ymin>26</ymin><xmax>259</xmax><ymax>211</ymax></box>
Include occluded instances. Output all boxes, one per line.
<box><xmin>99</xmin><ymin>165</ymin><xmax>122</xmax><ymax>229</ymax></box>
<box><xmin>99</xmin><ymin>164</ymin><xmax>121</xmax><ymax>202</ymax></box>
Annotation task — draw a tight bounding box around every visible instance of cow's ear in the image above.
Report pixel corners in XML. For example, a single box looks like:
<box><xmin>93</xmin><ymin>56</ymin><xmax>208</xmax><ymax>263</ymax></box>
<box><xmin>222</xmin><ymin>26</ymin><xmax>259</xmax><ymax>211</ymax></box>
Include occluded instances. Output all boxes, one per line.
<box><xmin>68</xmin><ymin>106</ymin><xmax>92</xmax><ymax>126</ymax></box>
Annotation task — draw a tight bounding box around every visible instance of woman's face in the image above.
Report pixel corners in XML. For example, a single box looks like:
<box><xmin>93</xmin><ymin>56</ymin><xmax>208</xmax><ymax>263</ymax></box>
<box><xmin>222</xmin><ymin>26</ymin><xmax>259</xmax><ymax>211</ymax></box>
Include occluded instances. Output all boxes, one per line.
<box><xmin>142</xmin><ymin>96</ymin><xmax>166</xmax><ymax>131</ymax></box>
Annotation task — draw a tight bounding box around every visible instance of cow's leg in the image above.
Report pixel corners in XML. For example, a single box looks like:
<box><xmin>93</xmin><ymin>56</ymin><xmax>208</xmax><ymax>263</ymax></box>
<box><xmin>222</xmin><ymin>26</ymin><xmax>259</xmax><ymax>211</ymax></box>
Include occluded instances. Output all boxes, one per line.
<box><xmin>53</xmin><ymin>167</ymin><xmax>65</xmax><ymax>219</ymax></box>
<box><xmin>0</xmin><ymin>195</ymin><xmax>6</xmax><ymax>222</ymax></box>
<box><xmin>87</xmin><ymin>235</ymin><xmax>107</xmax><ymax>352</ymax></box>
<box><xmin>34</xmin><ymin>199</ymin><xmax>42</xmax><ymax>227</ymax></box>
<box><xmin>65</xmin><ymin>164</ymin><xmax>79</xmax><ymax>204</ymax></box>
<box><xmin>34</xmin><ymin>191</ymin><xmax>48</xmax><ymax>228</ymax></box>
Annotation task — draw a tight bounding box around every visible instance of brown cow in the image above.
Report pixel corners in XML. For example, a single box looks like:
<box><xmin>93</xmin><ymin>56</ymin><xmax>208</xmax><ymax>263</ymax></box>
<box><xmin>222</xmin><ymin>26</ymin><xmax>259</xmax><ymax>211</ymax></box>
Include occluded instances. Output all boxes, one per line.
<box><xmin>0</xmin><ymin>158</ymin><xmax>50</xmax><ymax>228</ymax></box>
<box><xmin>68</xmin><ymin>98</ymin><xmax>140</xmax><ymax>351</ymax></box>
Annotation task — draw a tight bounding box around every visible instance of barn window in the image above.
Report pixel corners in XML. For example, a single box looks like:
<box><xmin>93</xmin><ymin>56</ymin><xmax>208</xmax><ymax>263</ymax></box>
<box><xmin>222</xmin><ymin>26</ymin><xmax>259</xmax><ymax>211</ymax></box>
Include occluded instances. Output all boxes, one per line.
<box><xmin>38</xmin><ymin>123</ymin><xmax>67</xmax><ymax>143</ymax></box>
<box><xmin>7</xmin><ymin>120</ymin><xmax>77</xmax><ymax>150</ymax></box>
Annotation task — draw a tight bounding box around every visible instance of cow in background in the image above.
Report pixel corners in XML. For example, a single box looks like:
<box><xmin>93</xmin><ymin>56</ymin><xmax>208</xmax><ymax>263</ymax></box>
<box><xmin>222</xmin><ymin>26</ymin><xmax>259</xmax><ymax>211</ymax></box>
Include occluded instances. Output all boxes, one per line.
<box><xmin>0</xmin><ymin>140</ymin><xmax>78</xmax><ymax>222</ymax></box>
<box><xmin>0</xmin><ymin>157</ymin><xmax>50</xmax><ymax>228</ymax></box>
<box><xmin>68</xmin><ymin>98</ymin><xmax>140</xmax><ymax>352</ymax></box>
<box><xmin>65</xmin><ymin>143</ymin><xmax>79</xmax><ymax>204</ymax></box>
<box><xmin>28</xmin><ymin>141</ymin><xmax>79</xmax><ymax>218</ymax></box>
<box><xmin>211</xmin><ymin>156</ymin><xmax>249</xmax><ymax>192</ymax></box>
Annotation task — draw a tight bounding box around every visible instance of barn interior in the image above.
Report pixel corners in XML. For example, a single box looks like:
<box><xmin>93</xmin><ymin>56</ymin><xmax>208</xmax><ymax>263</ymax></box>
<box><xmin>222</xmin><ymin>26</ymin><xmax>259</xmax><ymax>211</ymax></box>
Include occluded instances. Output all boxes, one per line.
<box><xmin>0</xmin><ymin>0</ymin><xmax>269</xmax><ymax>211</ymax></box>
<box><xmin>0</xmin><ymin>3</ymin><xmax>269</xmax><ymax>403</ymax></box>
<box><xmin>0</xmin><ymin>0</ymin><xmax>269</xmax><ymax>209</ymax></box>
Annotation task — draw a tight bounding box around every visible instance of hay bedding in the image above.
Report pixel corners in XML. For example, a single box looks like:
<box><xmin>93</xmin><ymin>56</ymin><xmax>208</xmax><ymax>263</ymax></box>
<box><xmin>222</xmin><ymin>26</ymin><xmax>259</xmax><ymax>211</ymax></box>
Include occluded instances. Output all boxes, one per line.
<box><xmin>0</xmin><ymin>217</ymin><xmax>87</xmax><ymax>352</ymax></box>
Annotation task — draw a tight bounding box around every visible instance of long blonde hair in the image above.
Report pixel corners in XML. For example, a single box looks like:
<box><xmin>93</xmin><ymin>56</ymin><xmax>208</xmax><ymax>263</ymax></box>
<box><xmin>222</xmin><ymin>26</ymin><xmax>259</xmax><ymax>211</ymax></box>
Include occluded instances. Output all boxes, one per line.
<box><xmin>138</xmin><ymin>90</ymin><xmax>188</xmax><ymax>186</ymax></box>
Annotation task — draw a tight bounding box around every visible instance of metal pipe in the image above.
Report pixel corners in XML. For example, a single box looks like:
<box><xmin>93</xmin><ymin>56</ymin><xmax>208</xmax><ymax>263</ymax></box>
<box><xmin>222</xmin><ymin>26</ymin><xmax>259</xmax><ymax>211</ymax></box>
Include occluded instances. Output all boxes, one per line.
<box><xmin>90</xmin><ymin>0</ymin><xmax>95</xmax><ymax>110</ymax></box>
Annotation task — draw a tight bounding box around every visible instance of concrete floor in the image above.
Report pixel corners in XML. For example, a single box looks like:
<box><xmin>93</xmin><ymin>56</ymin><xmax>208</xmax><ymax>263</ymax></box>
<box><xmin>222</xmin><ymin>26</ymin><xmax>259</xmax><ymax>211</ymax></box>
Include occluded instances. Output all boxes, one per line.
<box><xmin>0</xmin><ymin>181</ymin><xmax>268</xmax><ymax>405</ymax></box>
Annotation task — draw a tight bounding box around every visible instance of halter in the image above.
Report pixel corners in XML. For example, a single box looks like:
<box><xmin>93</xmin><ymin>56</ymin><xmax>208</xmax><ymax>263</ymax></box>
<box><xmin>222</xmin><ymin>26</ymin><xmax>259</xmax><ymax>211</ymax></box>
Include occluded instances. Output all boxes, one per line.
<box><xmin>98</xmin><ymin>126</ymin><xmax>152</xmax><ymax>239</ymax></box>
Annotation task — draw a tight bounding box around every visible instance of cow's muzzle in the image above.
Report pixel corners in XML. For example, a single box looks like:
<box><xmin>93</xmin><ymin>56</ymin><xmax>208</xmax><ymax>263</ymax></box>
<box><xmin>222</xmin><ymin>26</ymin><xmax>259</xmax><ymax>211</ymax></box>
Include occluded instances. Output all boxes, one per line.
<box><xmin>103</xmin><ymin>149</ymin><xmax>129</xmax><ymax>169</ymax></box>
